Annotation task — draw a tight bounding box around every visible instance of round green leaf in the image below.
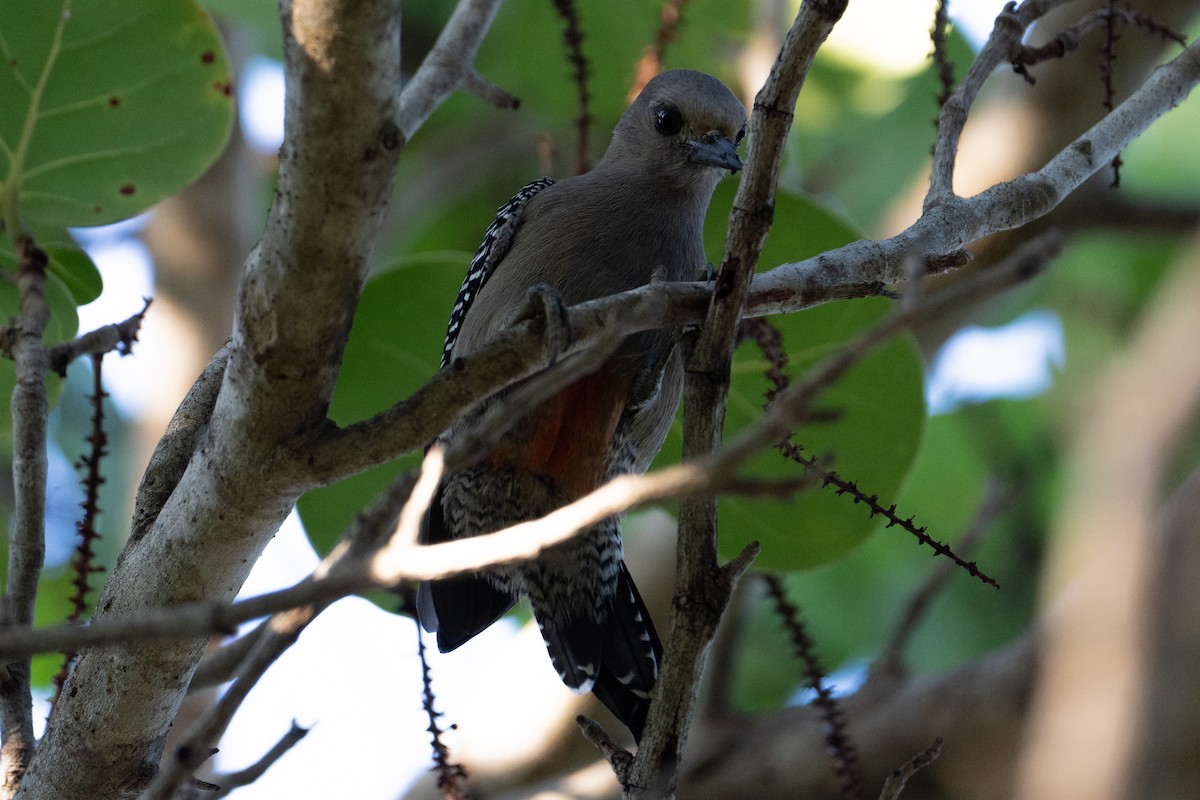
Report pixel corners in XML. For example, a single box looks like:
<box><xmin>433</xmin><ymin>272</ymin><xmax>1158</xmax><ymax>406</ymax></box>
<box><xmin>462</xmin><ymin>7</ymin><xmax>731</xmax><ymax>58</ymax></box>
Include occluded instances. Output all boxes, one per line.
<box><xmin>0</xmin><ymin>0</ymin><xmax>234</xmax><ymax>227</ymax></box>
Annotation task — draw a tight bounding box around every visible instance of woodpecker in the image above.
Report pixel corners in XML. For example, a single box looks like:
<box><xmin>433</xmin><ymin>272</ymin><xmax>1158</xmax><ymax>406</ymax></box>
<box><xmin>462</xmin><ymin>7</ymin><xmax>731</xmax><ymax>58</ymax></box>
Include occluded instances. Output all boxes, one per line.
<box><xmin>417</xmin><ymin>70</ymin><xmax>746</xmax><ymax>740</ymax></box>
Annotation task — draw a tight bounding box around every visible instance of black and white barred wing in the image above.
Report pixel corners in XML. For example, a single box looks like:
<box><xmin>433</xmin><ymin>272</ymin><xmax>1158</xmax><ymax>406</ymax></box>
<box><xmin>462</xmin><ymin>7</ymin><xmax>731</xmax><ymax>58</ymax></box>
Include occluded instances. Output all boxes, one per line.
<box><xmin>440</xmin><ymin>176</ymin><xmax>557</xmax><ymax>368</ymax></box>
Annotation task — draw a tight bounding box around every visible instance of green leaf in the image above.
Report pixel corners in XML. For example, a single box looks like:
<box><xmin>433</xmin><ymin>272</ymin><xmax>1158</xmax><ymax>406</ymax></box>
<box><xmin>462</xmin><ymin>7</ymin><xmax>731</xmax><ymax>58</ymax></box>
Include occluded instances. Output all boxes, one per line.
<box><xmin>0</xmin><ymin>233</ymin><xmax>103</xmax><ymax>306</ymax></box>
<box><xmin>655</xmin><ymin>184</ymin><xmax>926</xmax><ymax>571</ymax></box>
<box><xmin>43</xmin><ymin>241</ymin><xmax>103</xmax><ymax>306</ymax></box>
<box><xmin>0</xmin><ymin>0</ymin><xmax>234</xmax><ymax>227</ymax></box>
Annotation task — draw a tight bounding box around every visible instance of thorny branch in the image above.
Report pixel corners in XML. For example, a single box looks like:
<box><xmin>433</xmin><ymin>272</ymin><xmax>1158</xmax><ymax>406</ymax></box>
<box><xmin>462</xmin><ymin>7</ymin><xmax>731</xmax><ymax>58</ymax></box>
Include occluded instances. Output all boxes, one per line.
<box><xmin>550</xmin><ymin>0</ymin><xmax>592</xmax><ymax>175</ymax></box>
<box><xmin>418</xmin><ymin>627</ymin><xmax>471</xmax><ymax>799</ymax></box>
<box><xmin>874</xmin><ymin>476</ymin><xmax>1011</xmax><ymax>677</ymax></box>
<box><xmin>764</xmin><ymin>574</ymin><xmax>861</xmax><ymax>800</ymax></box>
<box><xmin>50</xmin><ymin>354</ymin><xmax>110</xmax><ymax>705</ymax></box>
<box><xmin>930</xmin><ymin>0</ymin><xmax>954</xmax><ymax>108</ymax></box>
<box><xmin>744</xmin><ymin>316</ymin><xmax>997</xmax><ymax>588</ymax></box>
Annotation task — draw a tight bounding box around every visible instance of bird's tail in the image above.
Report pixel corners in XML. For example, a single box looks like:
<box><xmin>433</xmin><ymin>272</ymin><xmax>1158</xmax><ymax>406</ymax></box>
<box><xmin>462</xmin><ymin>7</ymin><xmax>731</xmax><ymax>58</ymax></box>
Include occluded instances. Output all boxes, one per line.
<box><xmin>539</xmin><ymin>562</ymin><xmax>662</xmax><ymax>741</ymax></box>
<box><xmin>416</xmin><ymin>481</ymin><xmax>519</xmax><ymax>653</ymax></box>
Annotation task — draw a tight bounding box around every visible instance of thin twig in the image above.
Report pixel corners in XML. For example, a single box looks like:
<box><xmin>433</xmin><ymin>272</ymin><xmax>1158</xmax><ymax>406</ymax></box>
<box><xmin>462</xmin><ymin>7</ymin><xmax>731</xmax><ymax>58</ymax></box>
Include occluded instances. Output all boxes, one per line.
<box><xmin>209</xmin><ymin>722</ymin><xmax>310</xmax><ymax>798</ymax></box>
<box><xmin>397</xmin><ymin>0</ymin><xmax>516</xmax><ymax>140</ymax></box>
<box><xmin>1010</xmin><ymin>7</ymin><xmax>1187</xmax><ymax>74</ymax></box>
<box><xmin>46</xmin><ymin>298</ymin><xmax>151</xmax><ymax>376</ymax></box>
<box><xmin>139</xmin><ymin>608</ymin><xmax>317</xmax><ymax>800</ymax></box>
<box><xmin>578</xmin><ymin>716</ymin><xmax>634</xmax><ymax>787</ymax></box>
<box><xmin>879</xmin><ymin>738</ymin><xmax>943</xmax><ymax>800</ymax></box>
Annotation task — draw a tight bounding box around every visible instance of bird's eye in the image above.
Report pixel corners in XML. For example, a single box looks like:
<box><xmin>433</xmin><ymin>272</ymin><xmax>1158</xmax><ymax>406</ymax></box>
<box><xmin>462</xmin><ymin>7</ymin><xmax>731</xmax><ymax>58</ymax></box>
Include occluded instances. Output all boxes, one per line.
<box><xmin>654</xmin><ymin>105</ymin><xmax>683</xmax><ymax>136</ymax></box>
<box><xmin>734</xmin><ymin>124</ymin><xmax>746</xmax><ymax>144</ymax></box>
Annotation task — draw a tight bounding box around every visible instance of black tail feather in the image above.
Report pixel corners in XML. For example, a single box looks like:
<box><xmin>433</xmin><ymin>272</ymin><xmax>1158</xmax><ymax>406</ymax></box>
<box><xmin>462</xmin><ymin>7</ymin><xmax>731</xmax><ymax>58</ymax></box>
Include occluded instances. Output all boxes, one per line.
<box><xmin>416</xmin><ymin>482</ymin><xmax>518</xmax><ymax>652</ymax></box>
<box><xmin>417</xmin><ymin>574</ymin><xmax>519</xmax><ymax>652</ymax></box>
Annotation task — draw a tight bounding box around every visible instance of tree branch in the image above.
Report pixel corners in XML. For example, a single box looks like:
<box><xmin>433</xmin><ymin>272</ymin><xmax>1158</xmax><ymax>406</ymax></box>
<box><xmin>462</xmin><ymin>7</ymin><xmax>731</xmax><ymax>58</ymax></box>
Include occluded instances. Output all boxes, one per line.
<box><xmin>17</xmin><ymin>0</ymin><xmax>406</xmax><ymax>796</ymax></box>
<box><xmin>927</xmin><ymin>0</ymin><xmax>1056</xmax><ymax>206</ymax></box>
<box><xmin>209</xmin><ymin>722</ymin><xmax>309</xmax><ymax>798</ymax></box>
<box><xmin>397</xmin><ymin>0</ymin><xmax>516</xmax><ymax>141</ymax></box>
<box><xmin>628</xmin><ymin>1</ymin><xmax>848</xmax><ymax>794</ymax></box>
<box><xmin>128</xmin><ymin>341</ymin><xmax>230</xmax><ymax>546</ymax></box>
<box><xmin>1</xmin><ymin>236</ymin><xmax>51</xmax><ymax>798</ymax></box>
<box><xmin>45</xmin><ymin>298</ymin><xmax>151</xmax><ymax>377</ymax></box>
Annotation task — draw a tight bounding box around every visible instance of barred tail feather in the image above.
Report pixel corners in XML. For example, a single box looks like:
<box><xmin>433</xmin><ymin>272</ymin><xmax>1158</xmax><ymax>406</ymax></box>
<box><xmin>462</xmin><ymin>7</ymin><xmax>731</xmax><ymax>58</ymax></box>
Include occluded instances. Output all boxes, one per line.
<box><xmin>538</xmin><ymin>563</ymin><xmax>662</xmax><ymax>741</ymax></box>
<box><xmin>591</xmin><ymin>563</ymin><xmax>662</xmax><ymax>740</ymax></box>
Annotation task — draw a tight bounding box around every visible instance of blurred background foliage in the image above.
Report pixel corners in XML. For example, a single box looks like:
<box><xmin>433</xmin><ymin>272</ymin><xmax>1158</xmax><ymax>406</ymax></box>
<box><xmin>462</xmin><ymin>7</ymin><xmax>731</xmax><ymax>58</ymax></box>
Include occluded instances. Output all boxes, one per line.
<box><xmin>3</xmin><ymin>0</ymin><xmax>1200</xmax><ymax>772</ymax></box>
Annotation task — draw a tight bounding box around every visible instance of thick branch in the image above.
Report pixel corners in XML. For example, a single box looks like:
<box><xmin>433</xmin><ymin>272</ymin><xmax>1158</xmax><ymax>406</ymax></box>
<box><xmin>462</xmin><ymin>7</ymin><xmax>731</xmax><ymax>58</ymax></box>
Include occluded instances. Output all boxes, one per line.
<box><xmin>15</xmin><ymin>1</ymin><xmax>406</xmax><ymax>797</ymax></box>
<box><xmin>0</xmin><ymin>232</ymin><xmax>1056</xmax><ymax>671</ymax></box>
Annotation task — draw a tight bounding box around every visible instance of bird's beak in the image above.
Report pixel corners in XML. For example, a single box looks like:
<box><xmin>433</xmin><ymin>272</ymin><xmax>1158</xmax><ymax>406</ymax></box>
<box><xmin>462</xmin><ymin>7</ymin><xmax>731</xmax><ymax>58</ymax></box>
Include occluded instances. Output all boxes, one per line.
<box><xmin>687</xmin><ymin>133</ymin><xmax>744</xmax><ymax>172</ymax></box>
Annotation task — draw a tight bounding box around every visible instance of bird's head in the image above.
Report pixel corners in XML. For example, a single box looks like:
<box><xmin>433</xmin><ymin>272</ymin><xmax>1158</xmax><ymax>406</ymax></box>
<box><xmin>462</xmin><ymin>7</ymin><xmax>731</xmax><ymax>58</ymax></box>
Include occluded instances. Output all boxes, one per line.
<box><xmin>605</xmin><ymin>69</ymin><xmax>747</xmax><ymax>193</ymax></box>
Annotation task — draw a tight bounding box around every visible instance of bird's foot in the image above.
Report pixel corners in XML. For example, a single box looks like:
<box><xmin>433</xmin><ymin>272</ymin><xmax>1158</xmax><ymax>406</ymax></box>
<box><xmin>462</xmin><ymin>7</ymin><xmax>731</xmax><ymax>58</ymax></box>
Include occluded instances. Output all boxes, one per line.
<box><xmin>512</xmin><ymin>283</ymin><xmax>573</xmax><ymax>365</ymax></box>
